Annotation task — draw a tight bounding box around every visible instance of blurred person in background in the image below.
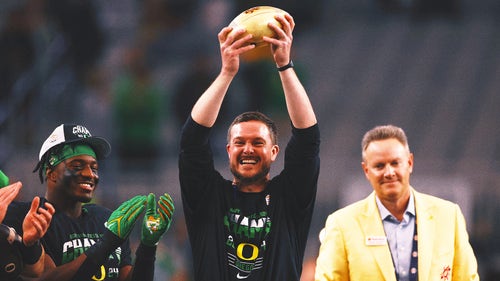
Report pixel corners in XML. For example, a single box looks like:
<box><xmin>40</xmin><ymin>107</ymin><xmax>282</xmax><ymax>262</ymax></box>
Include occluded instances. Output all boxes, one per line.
<box><xmin>112</xmin><ymin>46</ymin><xmax>166</xmax><ymax>171</ymax></box>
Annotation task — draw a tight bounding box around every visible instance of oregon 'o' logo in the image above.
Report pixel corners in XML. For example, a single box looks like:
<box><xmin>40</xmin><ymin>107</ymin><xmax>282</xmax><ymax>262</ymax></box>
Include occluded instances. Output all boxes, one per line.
<box><xmin>4</xmin><ymin>262</ymin><xmax>16</xmax><ymax>273</ymax></box>
<box><xmin>236</xmin><ymin>243</ymin><xmax>259</xmax><ymax>261</ymax></box>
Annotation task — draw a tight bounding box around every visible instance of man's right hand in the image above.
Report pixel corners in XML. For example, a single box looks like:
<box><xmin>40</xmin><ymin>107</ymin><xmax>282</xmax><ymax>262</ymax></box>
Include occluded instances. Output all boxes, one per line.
<box><xmin>106</xmin><ymin>195</ymin><xmax>146</xmax><ymax>239</ymax></box>
<box><xmin>218</xmin><ymin>26</ymin><xmax>254</xmax><ymax>76</ymax></box>
<box><xmin>22</xmin><ymin>196</ymin><xmax>55</xmax><ymax>246</ymax></box>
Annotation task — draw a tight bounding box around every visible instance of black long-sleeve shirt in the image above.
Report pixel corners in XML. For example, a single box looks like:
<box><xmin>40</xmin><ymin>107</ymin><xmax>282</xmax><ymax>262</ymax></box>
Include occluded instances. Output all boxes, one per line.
<box><xmin>179</xmin><ymin>116</ymin><xmax>320</xmax><ymax>281</ymax></box>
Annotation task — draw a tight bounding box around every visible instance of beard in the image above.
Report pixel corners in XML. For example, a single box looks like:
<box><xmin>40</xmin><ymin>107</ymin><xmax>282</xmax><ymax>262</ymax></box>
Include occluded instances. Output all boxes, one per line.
<box><xmin>230</xmin><ymin>163</ymin><xmax>271</xmax><ymax>186</ymax></box>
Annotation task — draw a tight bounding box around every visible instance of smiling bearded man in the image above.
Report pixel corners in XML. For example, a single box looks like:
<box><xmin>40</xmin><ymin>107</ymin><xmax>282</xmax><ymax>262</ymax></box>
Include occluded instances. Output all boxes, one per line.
<box><xmin>178</xmin><ymin>11</ymin><xmax>320</xmax><ymax>281</ymax></box>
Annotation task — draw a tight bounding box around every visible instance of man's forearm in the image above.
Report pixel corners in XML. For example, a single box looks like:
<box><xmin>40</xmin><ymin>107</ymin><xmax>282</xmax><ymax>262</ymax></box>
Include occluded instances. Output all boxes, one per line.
<box><xmin>279</xmin><ymin>68</ymin><xmax>317</xmax><ymax>129</ymax></box>
<box><xmin>130</xmin><ymin>243</ymin><xmax>157</xmax><ymax>281</ymax></box>
<box><xmin>191</xmin><ymin>73</ymin><xmax>234</xmax><ymax>127</ymax></box>
<box><xmin>19</xmin><ymin>244</ymin><xmax>45</xmax><ymax>277</ymax></box>
<box><xmin>37</xmin><ymin>254</ymin><xmax>86</xmax><ymax>281</ymax></box>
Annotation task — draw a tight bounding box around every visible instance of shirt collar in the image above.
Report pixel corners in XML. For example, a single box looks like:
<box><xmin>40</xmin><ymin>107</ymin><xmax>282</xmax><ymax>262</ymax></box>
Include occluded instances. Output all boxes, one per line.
<box><xmin>376</xmin><ymin>191</ymin><xmax>415</xmax><ymax>222</ymax></box>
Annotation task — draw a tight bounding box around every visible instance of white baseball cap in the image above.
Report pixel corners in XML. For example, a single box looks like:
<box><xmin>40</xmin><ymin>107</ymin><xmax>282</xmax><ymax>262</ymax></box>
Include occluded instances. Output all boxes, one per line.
<box><xmin>38</xmin><ymin>124</ymin><xmax>111</xmax><ymax>161</ymax></box>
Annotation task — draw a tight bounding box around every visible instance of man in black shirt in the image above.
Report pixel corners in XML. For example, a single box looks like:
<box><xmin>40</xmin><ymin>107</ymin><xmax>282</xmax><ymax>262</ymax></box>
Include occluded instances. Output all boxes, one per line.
<box><xmin>5</xmin><ymin>124</ymin><xmax>175</xmax><ymax>280</ymax></box>
<box><xmin>179</xmin><ymin>12</ymin><xmax>320</xmax><ymax>281</ymax></box>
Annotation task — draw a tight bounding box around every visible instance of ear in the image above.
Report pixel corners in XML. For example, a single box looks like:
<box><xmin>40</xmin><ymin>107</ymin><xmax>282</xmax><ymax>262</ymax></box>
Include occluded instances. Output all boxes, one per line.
<box><xmin>408</xmin><ymin>153</ymin><xmax>414</xmax><ymax>174</ymax></box>
<box><xmin>46</xmin><ymin>168</ymin><xmax>57</xmax><ymax>183</ymax></box>
<box><xmin>270</xmin><ymin>144</ymin><xmax>280</xmax><ymax>161</ymax></box>
<box><xmin>361</xmin><ymin>161</ymin><xmax>369</xmax><ymax>179</ymax></box>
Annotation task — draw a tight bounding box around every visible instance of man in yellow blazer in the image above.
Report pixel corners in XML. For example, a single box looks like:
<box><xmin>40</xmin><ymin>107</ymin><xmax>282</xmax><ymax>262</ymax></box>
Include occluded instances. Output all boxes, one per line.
<box><xmin>315</xmin><ymin>125</ymin><xmax>479</xmax><ymax>281</ymax></box>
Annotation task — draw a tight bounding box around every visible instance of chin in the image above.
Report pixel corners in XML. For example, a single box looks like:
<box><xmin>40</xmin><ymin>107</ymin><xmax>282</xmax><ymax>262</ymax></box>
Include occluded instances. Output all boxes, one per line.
<box><xmin>78</xmin><ymin>195</ymin><xmax>93</xmax><ymax>203</ymax></box>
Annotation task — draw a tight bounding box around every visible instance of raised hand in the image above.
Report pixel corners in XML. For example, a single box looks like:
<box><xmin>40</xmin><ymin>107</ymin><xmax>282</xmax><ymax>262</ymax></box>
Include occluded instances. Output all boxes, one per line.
<box><xmin>141</xmin><ymin>193</ymin><xmax>175</xmax><ymax>246</ymax></box>
<box><xmin>0</xmin><ymin>181</ymin><xmax>22</xmax><ymax>223</ymax></box>
<box><xmin>22</xmin><ymin>197</ymin><xmax>55</xmax><ymax>246</ymax></box>
<box><xmin>218</xmin><ymin>26</ymin><xmax>254</xmax><ymax>76</ymax></box>
<box><xmin>263</xmin><ymin>13</ymin><xmax>295</xmax><ymax>67</ymax></box>
<box><xmin>106</xmin><ymin>195</ymin><xmax>146</xmax><ymax>239</ymax></box>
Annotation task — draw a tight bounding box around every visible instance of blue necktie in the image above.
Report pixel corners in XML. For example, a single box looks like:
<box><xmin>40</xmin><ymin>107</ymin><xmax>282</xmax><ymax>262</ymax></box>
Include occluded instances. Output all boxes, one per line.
<box><xmin>394</xmin><ymin>219</ymin><xmax>418</xmax><ymax>281</ymax></box>
<box><xmin>409</xmin><ymin>219</ymin><xmax>418</xmax><ymax>281</ymax></box>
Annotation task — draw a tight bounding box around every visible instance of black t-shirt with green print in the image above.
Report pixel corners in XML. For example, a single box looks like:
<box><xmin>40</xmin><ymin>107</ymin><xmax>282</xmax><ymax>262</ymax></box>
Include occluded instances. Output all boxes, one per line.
<box><xmin>5</xmin><ymin>200</ymin><xmax>132</xmax><ymax>280</ymax></box>
<box><xmin>179</xmin><ymin>117</ymin><xmax>320</xmax><ymax>281</ymax></box>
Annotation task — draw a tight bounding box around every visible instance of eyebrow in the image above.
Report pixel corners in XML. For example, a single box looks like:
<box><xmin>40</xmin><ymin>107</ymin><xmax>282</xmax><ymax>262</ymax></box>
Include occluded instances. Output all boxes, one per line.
<box><xmin>66</xmin><ymin>158</ymin><xmax>98</xmax><ymax>165</ymax></box>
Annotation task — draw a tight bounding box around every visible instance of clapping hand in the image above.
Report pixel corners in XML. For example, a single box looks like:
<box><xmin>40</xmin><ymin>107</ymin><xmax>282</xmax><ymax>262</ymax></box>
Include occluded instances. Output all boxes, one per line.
<box><xmin>106</xmin><ymin>195</ymin><xmax>147</xmax><ymax>239</ymax></box>
<box><xmin>0</xmin><ymin>181</ymin><xmax>21</xmax><ymax>223</ymax></box>
<box><xmin>22</xmin><ymin>197</ymin><xmax>55</xmax><ymax>246</ymax></box>
<box><xmin>141</xmin><ymin>193</ymin><xmax>175</xmax><ymax>246</ymax></box>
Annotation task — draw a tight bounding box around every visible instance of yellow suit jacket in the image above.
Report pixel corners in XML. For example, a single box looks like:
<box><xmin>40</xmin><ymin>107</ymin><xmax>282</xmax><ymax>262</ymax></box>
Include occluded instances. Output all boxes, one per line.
<box><xmin>315</xmin><ymin>188</ymin><xmax>479</xmax><ymax>281</ymax></box>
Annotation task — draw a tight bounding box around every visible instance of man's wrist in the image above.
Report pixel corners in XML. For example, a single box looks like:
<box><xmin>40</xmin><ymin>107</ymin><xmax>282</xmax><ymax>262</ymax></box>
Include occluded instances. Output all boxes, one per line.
<box><xmin>20</xmin><ymin>240</ymin><xmax>43</xmax><ymax>265</ymax></box>
<box><xmin>277</xmin><ymin>60</ymin><xmax>294</xmax><ymax>72</ymax></box>
<box><xmin>136</xmin><ymin>242</ymin><xmax>157</xmax><ymax>260</ymax></box>
<box><xmin>85</xmin><ymin>229</ymin><xmax>123</xmax><ymax>265</ymax></box>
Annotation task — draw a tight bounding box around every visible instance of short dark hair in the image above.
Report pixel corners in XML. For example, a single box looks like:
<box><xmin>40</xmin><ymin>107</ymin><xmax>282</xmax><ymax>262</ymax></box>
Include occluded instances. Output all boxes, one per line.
<box><xmin>361</xmin><ymin>125</ymin><xmax>409</xmax><ymax>160</ymax></box>
<box><xmin>227</xmin><ymin>111</ymin><xmax>278</xmax><ymax>144</ymax></box>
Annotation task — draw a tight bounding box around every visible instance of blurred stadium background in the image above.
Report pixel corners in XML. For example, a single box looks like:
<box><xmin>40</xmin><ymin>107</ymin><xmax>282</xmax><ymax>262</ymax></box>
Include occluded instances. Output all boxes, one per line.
<box><xmin>1</xmin><ymin>0</ymin><xmax>499</xmax><ymax>280</ymax></box>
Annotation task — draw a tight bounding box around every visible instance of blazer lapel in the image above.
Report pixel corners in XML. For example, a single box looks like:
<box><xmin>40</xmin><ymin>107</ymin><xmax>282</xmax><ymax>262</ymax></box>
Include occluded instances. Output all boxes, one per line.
<box><xmin>413</xmin><ymin>189</ymin><xmax>436</xmax><ymax>281</ymax></box>
<box><xmin>360</xmin><ymin>193</ymin><xmax>398</xmax><ymax>281</ymax></box>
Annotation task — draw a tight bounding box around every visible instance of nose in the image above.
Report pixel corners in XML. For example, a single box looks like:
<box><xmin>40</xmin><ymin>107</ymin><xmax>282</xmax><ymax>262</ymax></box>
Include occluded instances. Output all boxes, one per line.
<box><xmin>243</xmin><ymin>143</ymin><xmax>254</xmax><ymax>154</ymax></box>
<box><xmin>384</xmin><ymin>165</ymin><xmax>395</xmax><ymax>177</ymax></box>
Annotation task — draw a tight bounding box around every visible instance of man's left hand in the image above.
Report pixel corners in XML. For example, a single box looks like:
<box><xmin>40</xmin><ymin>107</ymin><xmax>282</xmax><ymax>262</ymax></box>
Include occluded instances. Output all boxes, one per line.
<box><xmin>141</xmin><ymin>193</ymin><xmax>175</xmax><ymax>246</ymax></box>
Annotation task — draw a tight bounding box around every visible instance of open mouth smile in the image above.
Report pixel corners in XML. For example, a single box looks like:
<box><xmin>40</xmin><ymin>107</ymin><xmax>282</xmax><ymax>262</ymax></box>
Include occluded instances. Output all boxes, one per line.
<box><xmin>240</xmin><ymin>158</ymin><xmax>258</xmax><ymax>165</ymax></box>
<box><xmin>79</xmin><ymin>182</ymin><xmax>94</xmax><ymax>192</ymax></box>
